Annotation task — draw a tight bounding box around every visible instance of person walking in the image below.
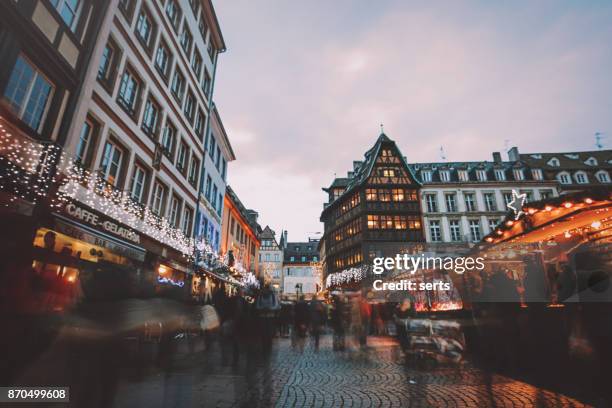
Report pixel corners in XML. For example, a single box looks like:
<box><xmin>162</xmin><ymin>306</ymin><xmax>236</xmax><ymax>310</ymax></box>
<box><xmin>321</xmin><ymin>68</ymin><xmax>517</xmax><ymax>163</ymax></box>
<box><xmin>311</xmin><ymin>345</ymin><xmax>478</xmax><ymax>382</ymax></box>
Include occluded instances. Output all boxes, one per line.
<box><xmin>394</xmin><ymin>297</ymin><xmax>416</xmax><ymax>352</ymax></box>
<box><xmin>309</xmin><ymin>297</ymin><xmax>326</xmax><ymax>350</ymax></box>
<box><xmin>255</xmin><ymin>283</ymin><xmax>280</xmax><ymax>352</ymax></box>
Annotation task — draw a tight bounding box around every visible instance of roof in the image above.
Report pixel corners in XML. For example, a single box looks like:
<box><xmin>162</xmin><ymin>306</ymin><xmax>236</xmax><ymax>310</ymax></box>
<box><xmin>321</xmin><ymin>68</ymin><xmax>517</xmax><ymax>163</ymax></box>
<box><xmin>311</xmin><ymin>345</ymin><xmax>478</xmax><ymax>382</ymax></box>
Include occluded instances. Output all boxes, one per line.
<box><xmin>201</xmin><ymin>0</ymin><xmax>227</xmax><ymax>52</ymax></box>
<box><xmin>225</xmin><ymin>185</ymin><xmax>259</xmax><ymax>234</ymax></box>
<box><xmin>283</xmin><ymin>240</ymin><xmax>320</xmax><ymax>263</ymax></box>
<box><xmin>321</xmin><ymin>132</ymin><xmax>421</xmax><ymax>215</ymax></box>
<box><xmin>518</xmin><ymin>150</ymin><xmax>612</xmax><ymax>170</ymax></box>
<box><xmin>211</xmin><ymin>104</ymin><xmax>236</xmax><ymax>161</ymax></box>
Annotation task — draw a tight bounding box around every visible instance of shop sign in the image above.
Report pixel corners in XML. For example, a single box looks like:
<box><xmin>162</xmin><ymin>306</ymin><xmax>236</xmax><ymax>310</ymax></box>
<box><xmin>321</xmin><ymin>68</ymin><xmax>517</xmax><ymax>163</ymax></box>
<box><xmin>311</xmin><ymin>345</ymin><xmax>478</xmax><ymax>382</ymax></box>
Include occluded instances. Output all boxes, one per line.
<box><xmin>62</xmin><ymin>203</ymin><xmax>141</xmax><ymax>244</ymax></box>
<box><xmin>55</xmin><ymin>218</ymin><xmax>146</xmax><ymax>262</ymax></box>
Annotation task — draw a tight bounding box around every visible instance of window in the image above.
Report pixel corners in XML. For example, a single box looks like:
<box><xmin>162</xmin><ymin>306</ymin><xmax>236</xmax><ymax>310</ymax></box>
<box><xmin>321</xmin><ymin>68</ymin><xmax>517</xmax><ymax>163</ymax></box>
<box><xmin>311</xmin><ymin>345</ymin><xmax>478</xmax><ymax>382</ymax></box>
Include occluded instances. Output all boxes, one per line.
<box><xmin>202</xmin><ymin>69</ymin><xmax>212</xmax><ymax>97</ymax></box>
<box><xmin>100</xmin><ymin>140</ymin><xmax>123</xmax><ymax>186</ymax></box>
<box><xmin>548</xmin><ymin>157</ymin><xmax>560</xmax><ymax>167</ymax></box>
<box><xmin>176</xmin><ymin>141</ymin><xmax>188</xmax><ymax>173</ymax></box>
<box><xmin>449</xmin><ymin>220</ymin><xmax>461</xmax><ymax>242</ymax></box>
<box><xmin>207</xmin><ymin>41</ymin><xmax>216</xmax><ymax>60</ymax></box>
<box><xmin>469</xmin><ymin>220</ymin><xmax>481</xmax><ymax>242</ymax></box>
<box><xmin>488</xmin><ymin>218</ymin><xmax>498</xmax><ymax>233</ymax></box>
<box><xmin>464</xmin><ymin>193</ymin><xmax>476</xmax><ymax>212</ymax></box>
<box><xmin>165</xmin><ymin>0</ymin><xmax>182</xmax><ymax>31</ymax></box>
<box><xmin>97</xmin><ymin>39</ymin><xmax>120</xmax><ymax>87</ymax></box>
<box><xmin>204</xmin><ymin>175</ymin><xmax>211</xmax><ymax>200</ymax></box>
<box><xmin>558</xmin><ymin>172</ymin><xmax>571</xmax><ymax>184</ymax></box>
<box><xmin>169</xmin><ymin>196</ymin><xmax>181</xmax><ymax>227</ymax></box>
<box><xmin>184</xmin><ymin>90</ymin><xmax>196</xmax><ymax>123</ymax></box>
<box><xmin>208</xmin><ymin>135</ymin><xmax>216</xmax><ymax>159</ymax></box>
<box><xmin>513</xmin><ymin>168</ymin><xmax>524</xmax><ymax>181</ymax></box>
<box><xmin>502</xmin><ymin>192</ymin><xmax>513</xmax><ymax>206</ymax></box>
<box><xmin>378</xmin><ymin>189</ymin><xmax>391</xmax><ymax>202</ymax></box>
<box><xmin>180</xmin><ymin>26</ymin><xmax>193</xmax><ymax>55</ymax></box>
<box><xmin>445</xmin><ymin>194</ymin><xmax>457</xmax><ymax>212</ymax></box>
<box><xmin>151</xmin><ymin>181</ymin><xmax>166</xmax><ymax>216</ymax></box>
<box><xmin>425</xmin><ymin>194</ymin><xmax>437</xmax><ymax>212</ymax></box>
<box><xmin>3</xmin><ymin>56</ymin><xmax>54</xmax><ymax>132</ymax></box>
<box><xmin>117</xmin><ymin>66</ymin><xmax>141</xmax><ymax>116</ymax></box>
<box><xmin>575</xmin><ymin>172</ymin><xmax>588</xmax><ymax>184</ymax></box>
<box><xmin>75</xmin><ymin>119</ymin><xmax>93</xmax><ymax>166</ymax></box>
<box><xmin>141</xmin><ymin>96</ymin><xmax>160</xmax><ymax>138</ymax></box>
<box><xmin>476</xmin><ymin>170</ymin><xmax>487</xmax><ymax>182</ymax></box>
<box><xmin>585</xmin><ymin>157</ymin><xmax>598</xmax><ymax>166</ymax></box>
<box><xmin>421</xmin><ymin>170</ymin><xmax>432</xmax><ymax>182</ymax></box>
<box><xmin>192</xmin><ymin>51</ymin><xmax>203</xmax><ymax>78</ymax></box>
<box><xmin>129</xmin><ymin>164</ymin><xmax>147</xmax><ymax>203</ymax></box>
<box><xmin>458</xmin><ymin>170</ymin><xmax>469</xmax><ymax>182</ymax></box>
<box><xmin>365</xmin><ymin>189</ymin><xmax>377</xmax><ymax>201</ymax></box>
<box><xmin>50</xmin><ymin>0</ymin><xmax>80</xmax><ymax>31</ymax></box>
<box><xmin>596</xmin><ymin>171</ymin><xmax>610</xmax><ymax>183</ymax></box>
<box><xmin>161</xmin><ymin>121</ymin><xmax>176</xmax><ymax>159</ymax></box>
<box><xmin>192</xmin><ymin>109</ymin><xmax>205</xmax><ymax>141</ymax></box>
<box><xmin>221</xmin><ymin>159</ymin><xmax>227</xmax><ymax>180</ymax></box>
<box><xmin>494</xmin><ymin>169</ymin><xmax>506</xmax><ymax>181</ymax></box>
<box><xmin>540</xmin><ymin>190</ymin><xmax>553</xmax><ymax>199</ymax></box>
<box><xmin>215</xmin><ymin>146</ymin><xmax>221</xmax><ymax>169</ymax></box>
<box><xmin>211</xmin><ymin>184</ymin><xmax>218</xmax><ymax>207</ymax></box>
<box><xmin>171</xmin><ymin>70</ymin><xmax>185</xmax><ymax>102</ymax></box>
<box><xmin>188</xmin><ymin>156</ymin><xmax>199</xmax><ymax>187</ymax></box>
<box><xmin>391</xmin><ymin>189</ymin><xmax>404</xmax><ymax>201</ymax></box>
<box><xmin>440</xmin><ymin>170</ymin><xmax>450</xmax><ymax>182</ymax></box>
<box><xmin>429</xmin><ymin>220</ymin><xmax>441</xmax><ymax>242</ymax></box>
<box><xmin>367</xmin><ymin>215</ymin><xmax>380</xmax><ymax>229</ymax></box>
<box><xmin>154</xmin><ymin>40</ymin><xmax>172</xmax><ymax>80</ymax></box>
<box><xmin>483</xmin><ymin>193</ymin><xmax>496</xmax><ymax>211</ymax></box>
<box><xmin>531</xmin><ymin>168</ymin><xmax>543</xmax><ymax>180</ymax></box>
<box><xmin>135</xmin><ymin>6</ymin><xmax>155</xmax><ymax>50</ymax></box>
<box><xmin>217</xmin><ymin>193</ymin><xmax>223</xmax><ymax>215</ymax></box>
<box><xmin>182</xmin><ymin>207</ymin><xmax>193</xmax><ymax>236</ymax></box>
<box><xmin>521</xmin><ymin>190</ymin><xmax>533</xmax><ymax>202</ymax></box>
<box><xmin>118</xmin><ymin>0</ymin><xmax>135</xmax><ymax>22</ymax></box>
<box><xmin>379</xmin><ymin>167</ymin><xmax>396</xmax><ymax>177</ymax></box>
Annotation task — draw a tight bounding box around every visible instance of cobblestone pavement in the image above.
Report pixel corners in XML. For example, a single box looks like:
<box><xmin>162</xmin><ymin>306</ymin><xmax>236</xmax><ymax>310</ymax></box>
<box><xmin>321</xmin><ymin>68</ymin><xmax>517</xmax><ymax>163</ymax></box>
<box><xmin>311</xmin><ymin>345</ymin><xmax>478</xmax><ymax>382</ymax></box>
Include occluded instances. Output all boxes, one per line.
<box><xmin>110</xmin><ymin>335</ymin><xmax>591</xmax><ymax>408</ymax></box>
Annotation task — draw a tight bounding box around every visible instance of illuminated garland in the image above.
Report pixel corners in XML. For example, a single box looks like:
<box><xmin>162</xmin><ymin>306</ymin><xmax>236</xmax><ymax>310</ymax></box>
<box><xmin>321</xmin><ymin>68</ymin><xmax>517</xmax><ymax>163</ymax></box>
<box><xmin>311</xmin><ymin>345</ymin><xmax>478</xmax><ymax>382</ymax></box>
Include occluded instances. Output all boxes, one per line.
<box><xmin>325</xmin><ymin>265</ymin><xmax>368</xmax><ymax>288</ymax></box>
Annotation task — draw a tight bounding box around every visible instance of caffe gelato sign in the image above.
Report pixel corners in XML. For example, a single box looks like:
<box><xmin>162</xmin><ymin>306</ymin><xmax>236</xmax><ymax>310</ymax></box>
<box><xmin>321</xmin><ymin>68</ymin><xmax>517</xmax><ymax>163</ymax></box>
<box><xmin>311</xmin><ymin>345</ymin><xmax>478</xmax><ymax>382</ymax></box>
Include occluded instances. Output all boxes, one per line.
<box><xmin>64</xmin><ymin>203</ymin><xmax>141</xmax><ymax>244</ymax></box>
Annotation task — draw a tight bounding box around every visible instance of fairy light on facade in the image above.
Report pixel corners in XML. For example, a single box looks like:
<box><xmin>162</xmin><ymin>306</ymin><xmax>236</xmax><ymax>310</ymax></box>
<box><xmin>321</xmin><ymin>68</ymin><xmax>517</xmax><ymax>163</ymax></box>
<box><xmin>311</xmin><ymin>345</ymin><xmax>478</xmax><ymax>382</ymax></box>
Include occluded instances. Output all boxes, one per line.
<box><xmin>325</xmin><ymin>265</ymin><xmax>368</xmax><ymax>288</ymax></box>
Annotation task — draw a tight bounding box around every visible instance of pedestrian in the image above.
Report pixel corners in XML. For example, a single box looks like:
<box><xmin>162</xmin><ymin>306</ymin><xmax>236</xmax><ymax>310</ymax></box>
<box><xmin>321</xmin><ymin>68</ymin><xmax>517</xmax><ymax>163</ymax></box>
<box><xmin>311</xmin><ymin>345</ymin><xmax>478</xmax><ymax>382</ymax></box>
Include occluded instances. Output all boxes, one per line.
<box><xmin>293</xmin><ymin>295</ymin><xmax>310</xmax><ymax>338</ymax></box>
<box><xmin>359</xmin><ymin>294</ymin><xmax>372</xmax><ymax>347</ymax></box>
<box><xmin>309</xmin><ymin>296</ymin><xmax>326</xmax><ymax>350</ymax></box>
<box><xmin>331</xmin><ymin>294</ymin><xmax>348</xmax><ymax>351</ymax></box>
<box><xmin>255</xmin><ymin>283</ymin><xmax>280</xmax><ymax>352</ymax></box>
<box><xmin>394</xmin><ymin>297</ymin><xmax>416</xmax><ymax>351</ymax></box>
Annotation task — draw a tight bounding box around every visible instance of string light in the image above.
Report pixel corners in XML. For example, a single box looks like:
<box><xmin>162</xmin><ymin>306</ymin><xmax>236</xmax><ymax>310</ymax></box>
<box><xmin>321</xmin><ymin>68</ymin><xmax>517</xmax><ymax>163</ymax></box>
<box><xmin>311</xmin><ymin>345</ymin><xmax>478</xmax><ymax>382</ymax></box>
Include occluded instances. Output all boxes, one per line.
<box><xmin>325</xmin><ymin>265</ymin><xmax>368</xmax><ymax>288</ymax></box>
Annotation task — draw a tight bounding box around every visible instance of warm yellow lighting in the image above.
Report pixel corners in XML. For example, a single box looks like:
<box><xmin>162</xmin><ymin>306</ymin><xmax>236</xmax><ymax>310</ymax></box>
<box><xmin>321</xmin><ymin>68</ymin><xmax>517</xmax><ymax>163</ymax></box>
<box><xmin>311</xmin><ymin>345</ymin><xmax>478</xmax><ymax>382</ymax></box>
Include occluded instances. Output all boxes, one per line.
<box><xmin>545</xmin><ymin>206</ymin><xmax>553</xmax><ymax>212</ymax></box>
<box><xmin>158</xmin><ymin>265</ymin><xmax>168</xmax><ymax>274</ymax></box>
<box><xmin>564</xmin><ymin>231</ymin><xmax>571</xmax><ymax>238</ymax></box>
<box><xmin>591</xmin><ymin>221</ymin><xmax>602</xmax><ymax>229</ymax></box>
<box><xmin>527</xmin><ymin>208</ymin><xmax>537</xmax><ymax>215</ymax></box>
<box><xmin>563</xmin><ymin>202</ymin><xmax>572</xmax><ymax>208</ymax></box>
<box><xmin>585</xmin><ymin>198</ymin><xmax>593</xmax><ymax>204</ymax></box>
<box><xmin>506</xmin><ymin>220</ymin><xmax>514</xmax><ymax>227</ymax></box>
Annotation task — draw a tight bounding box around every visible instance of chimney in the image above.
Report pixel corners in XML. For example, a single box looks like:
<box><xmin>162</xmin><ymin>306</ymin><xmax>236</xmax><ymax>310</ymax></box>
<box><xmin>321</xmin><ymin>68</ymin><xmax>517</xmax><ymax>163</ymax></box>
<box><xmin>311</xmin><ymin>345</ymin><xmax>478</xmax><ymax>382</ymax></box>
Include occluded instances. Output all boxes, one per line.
<box><xmin>492</xmin><ymin>152</ymin><xmax>502</xmax><ymax>163</ymax></box>
<box><xmin>508</xmin><ymin>147</ymin><xmax>520</xmax><ymax>162</ymax></box>
<box><xmin>283</xmin><ymin>231</ymin><xmax>288</xmax><ymax>249</ymax></box>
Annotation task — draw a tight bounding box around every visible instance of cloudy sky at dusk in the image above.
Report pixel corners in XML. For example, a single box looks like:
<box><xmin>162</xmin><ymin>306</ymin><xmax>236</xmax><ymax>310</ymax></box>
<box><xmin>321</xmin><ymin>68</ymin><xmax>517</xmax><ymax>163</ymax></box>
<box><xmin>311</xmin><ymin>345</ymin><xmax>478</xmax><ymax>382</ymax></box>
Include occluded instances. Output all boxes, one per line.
<box><xmin>212</xmin><ymin>0</ymin><xmax>612</xmax><ymax>242</ymax></box>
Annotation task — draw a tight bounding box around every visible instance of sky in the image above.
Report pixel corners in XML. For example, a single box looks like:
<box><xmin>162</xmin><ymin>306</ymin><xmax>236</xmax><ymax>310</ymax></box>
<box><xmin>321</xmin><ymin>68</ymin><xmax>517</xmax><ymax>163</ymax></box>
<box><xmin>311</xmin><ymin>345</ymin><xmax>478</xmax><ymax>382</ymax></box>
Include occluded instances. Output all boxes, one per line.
<box><xmin>212</xmin><ymin>0</ymin><xmax>612</xmax><ymax>242</ymax></box>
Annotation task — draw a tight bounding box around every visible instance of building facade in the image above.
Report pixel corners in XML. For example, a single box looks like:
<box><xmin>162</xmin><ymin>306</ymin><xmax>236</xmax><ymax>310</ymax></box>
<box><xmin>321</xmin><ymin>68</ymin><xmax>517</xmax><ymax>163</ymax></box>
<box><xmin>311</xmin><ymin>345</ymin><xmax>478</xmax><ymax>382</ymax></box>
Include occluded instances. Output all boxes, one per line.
<box><xmin>320</xmin><ymin>133</ymin><xmax>424</xmax><ymax>280</ymax></box>
<box><xmin>0</xmin><ymin>0</ymin><xmax>111</xmax><ymax>309</ymax></box>
<box><xmin>411</xmin><ymin>151</ymin><xmax>560</xmax><ymax>245</ymax></box>
<box><xmin>196</xmin><ymin>104</ymin><xmax>235</xmax><ymax>253</ymax></box>
<box><xmin>282</xmin><ymin>238</ymin><xmax>321</xmax><ymax>299</ymax></box>
<box><xmin>258</xmin><ymin>226</ymin><xmax>283</xmax><ymax>292</ymax></box>
<box><xmin>220</xmin><ymin>185</ymin><xmax>261</xmax><ymax>276</ymax></box>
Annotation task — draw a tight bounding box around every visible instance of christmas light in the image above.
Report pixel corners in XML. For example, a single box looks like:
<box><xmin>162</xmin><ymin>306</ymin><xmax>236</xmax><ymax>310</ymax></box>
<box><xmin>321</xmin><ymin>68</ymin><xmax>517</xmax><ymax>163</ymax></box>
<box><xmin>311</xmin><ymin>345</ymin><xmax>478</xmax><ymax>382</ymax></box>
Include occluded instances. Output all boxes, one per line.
<box><xmin>325</xmin><ymin>265</ymin><xmax>368</xmax><ymax>288</ymax></box>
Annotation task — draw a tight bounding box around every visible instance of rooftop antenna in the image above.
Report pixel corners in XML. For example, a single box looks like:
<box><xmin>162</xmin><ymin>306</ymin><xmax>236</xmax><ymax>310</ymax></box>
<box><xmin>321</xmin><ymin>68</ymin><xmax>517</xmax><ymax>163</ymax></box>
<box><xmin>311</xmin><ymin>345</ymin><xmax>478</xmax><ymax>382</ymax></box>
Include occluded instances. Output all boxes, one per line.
<box><xmin>439</xmin><ymin>146</ymin><xmax>447</xmax><ymax>161</ymax></box>
<box><xmin>380</xmin><ymin>123</ymin><xmax>384</xmax><ymax>134</ymax></box>
<box><xmin>595</xmin><ymin>132</ymin><xmax>606</xmax><ymax>149</ymax></box>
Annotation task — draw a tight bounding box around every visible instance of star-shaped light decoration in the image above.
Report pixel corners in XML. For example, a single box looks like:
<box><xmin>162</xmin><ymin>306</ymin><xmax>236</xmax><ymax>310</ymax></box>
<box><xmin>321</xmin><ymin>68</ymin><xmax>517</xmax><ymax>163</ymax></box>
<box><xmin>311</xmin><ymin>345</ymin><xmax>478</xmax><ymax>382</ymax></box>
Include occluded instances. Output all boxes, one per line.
<box><xmin>507</xmin><ymin>189</ymin><xmax>527</xmax><ymax>220</ymax></box>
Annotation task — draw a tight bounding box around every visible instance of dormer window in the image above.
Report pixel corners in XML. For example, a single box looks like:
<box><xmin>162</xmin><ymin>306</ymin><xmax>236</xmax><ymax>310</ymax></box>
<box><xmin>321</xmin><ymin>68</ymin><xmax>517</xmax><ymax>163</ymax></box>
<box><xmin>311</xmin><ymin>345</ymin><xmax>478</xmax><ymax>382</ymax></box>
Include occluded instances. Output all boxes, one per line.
<box><xmin>596</xmin><ymin>170</ymin><xmax>610</xmax><ymax>183</ymax></box>
<box><xmin>574</xmin><ymin>171</ymin><xmax>588</xmax><ymax>184</ymax></box>
<box><xmin>547</xmin><ymin>157</ymin><xmax>560</xmax><ymax>167</ymax></box>
<box><xmin>495</xmin><ymin>169</ymin><xmax>506</xmax><ymax>181</ymax></box>
<box><xmin>558</xmin><ymin>171</ymin><xmax>571</xmax><ymax>184</ymax></box>
<box><xmin>531</xmin><ymin>168</ymin><xmax>543</xmax><ymax>180</ymax></box>
<box><xmin>458</xmin><ymin>170</ymin><xmax>469</xmax><ymax>182</ymax></box>
<box><xmin>421</xmin><ymin>170</ymin><xmax>432</xmax><ymax>182</ymax></box>
<box><xmin>513</xmin><ymin>168</ymin><xmax>524</xmax><ymax>181</ymax></box>
<box><xmin>585</xmin><ymin>157</ymin><xmax>598</xmax><ymax>166</ymax></box>
<box><xmin>476</xmin><ymin>170</ymin><xmax>487</xmax><ymax>182</ymax></box>
<box><xmin>439</xmin><ymin>170</ymin><xmax>450</xmax><ymax>182</ymax></box>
